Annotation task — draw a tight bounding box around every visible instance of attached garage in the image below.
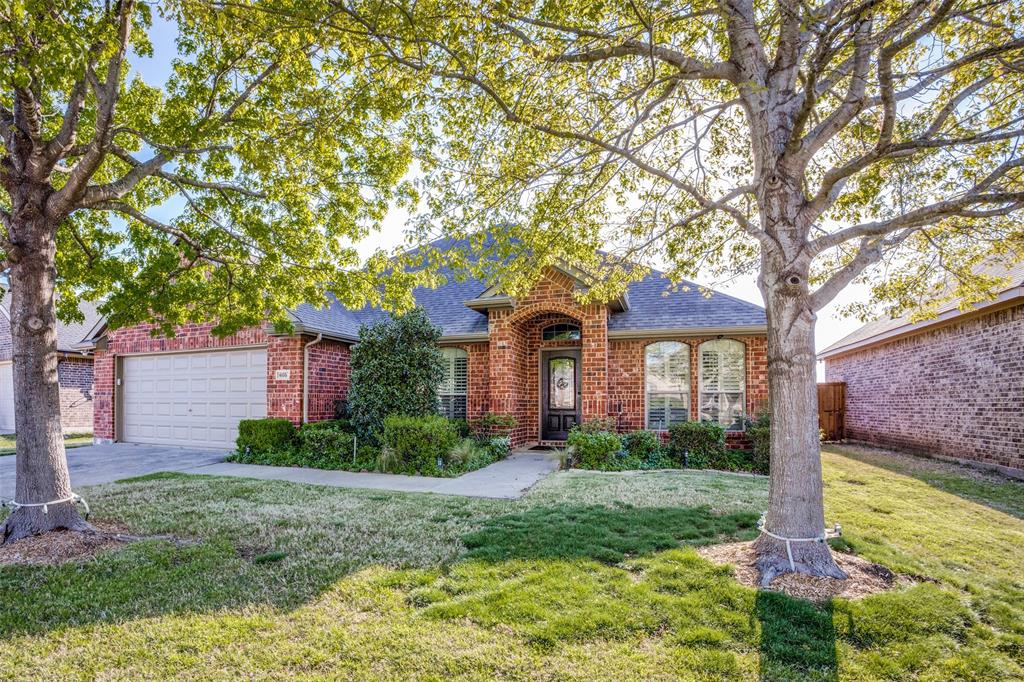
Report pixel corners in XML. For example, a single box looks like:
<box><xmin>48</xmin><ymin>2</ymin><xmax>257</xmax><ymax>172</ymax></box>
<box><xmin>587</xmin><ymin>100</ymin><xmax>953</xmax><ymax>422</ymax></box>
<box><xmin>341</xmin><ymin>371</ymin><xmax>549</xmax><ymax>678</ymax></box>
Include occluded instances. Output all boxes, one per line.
<box><xmin>0</xmin><ymin>362</ymin><xmax>14</xmax><ymax>433</ymax></box>
<box><xmin>120</xmin><ymin>348</ymin><xmax>267</xmax><ymax>449</ymax></box>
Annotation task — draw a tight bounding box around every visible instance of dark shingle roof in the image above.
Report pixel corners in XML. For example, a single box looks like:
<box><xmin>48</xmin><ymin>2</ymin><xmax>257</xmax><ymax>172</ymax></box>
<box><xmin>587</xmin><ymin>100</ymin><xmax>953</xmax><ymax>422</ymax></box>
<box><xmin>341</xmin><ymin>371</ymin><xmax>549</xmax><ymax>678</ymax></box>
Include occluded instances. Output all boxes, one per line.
<box><xmin>0</xmin><ymin>292</ymin><xmax>103</xmax><ymax>354</ymax></box>
<box><xmin>610</xmin><ymin>271</ymin><xmax>766</xmax><ymax>332</ymax></box>
<box><xmin>289</xmin><ymin>239</ymin><xmax>765</xmax><ymax>339</ymax></box>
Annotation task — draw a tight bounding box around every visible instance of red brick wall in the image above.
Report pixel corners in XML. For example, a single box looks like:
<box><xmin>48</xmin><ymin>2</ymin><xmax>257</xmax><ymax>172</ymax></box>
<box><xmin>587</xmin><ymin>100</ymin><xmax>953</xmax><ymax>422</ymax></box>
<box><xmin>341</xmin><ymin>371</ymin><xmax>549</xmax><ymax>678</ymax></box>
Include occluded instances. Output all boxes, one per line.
<box><xmin>825</xmin><ymin>302</ymin><xmax>1024</xmax><ymax>473</ymax></box>
<box><xmin>306</xmin><ymin>339</ymin><xmax>350</xmax><ymax>422</ymax></box>
<box><xmin>57</xmin><ymin>355</ymin><xmax>94</xmax><ymax>430</ymax></box>
<box><xmin>93</xmin><ymin>322</ymin><xmax>350</xmax><ymax>439</ymax></box>
<box><xmin>93</xmin><ymin>350</ymin><xmax>114</xmax><ymax>440</ymax></box>
<box><xmin>608</xmin><ymin>335</ymin><xmax>769</xmax><ymax>433</ymax></box>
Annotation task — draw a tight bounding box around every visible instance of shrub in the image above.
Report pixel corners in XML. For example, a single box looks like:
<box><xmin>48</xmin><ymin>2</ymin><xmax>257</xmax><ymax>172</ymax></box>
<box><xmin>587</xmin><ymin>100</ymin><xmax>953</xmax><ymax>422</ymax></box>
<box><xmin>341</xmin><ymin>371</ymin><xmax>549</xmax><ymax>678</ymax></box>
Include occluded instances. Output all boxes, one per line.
<box><xmin>622</xmin><ymin>430</ymin><xmax>661</xmax><ymax>461</ymax></box>
<box><xmin>746</xmin><ymin>414</ymin><xmax>770</xmax><ymax>475</ymax></box>
<box><xmin>447</xmin><ymin>438</ymin><xmax>479</xmax><ymax>466</ymax></box>
<box><xmin>451</xmin><ymin>419</ymin><xmax>471</xmax><ymax>439</ymax></box>
<box><xmin>469</xmin><ymin>412</ymin><xmax>518</xmax><ymax>439</ymax></box>
<box><xmin>347</xmin><ymin>309</ymin><xmax>446</xmax><ymax>441</ymax></box>
<box><xmin>572</xmin><ymin>417</ymin><xmax>618</xmax><ymax>434</ymax></box>
<box><xmin>567</xmin><ymin>426</ymin><xmax>622</xmax><ymax>470</ymax></box>
<box><xmin>667</xmin><ymin>421</ymin><xmax>726</xmax><ymax>468</ymax></box>
<box><xmin>381</xmin><ymin>414</ymin><xmax>461</xmax><ymax>475</ymax></box>
<box><xmin>486</xmin><ymin>436</ymin><xmax>511</xmax><ymax>460</ymax></box>
<box><xmin>297</xmin><ymin>420</ymin><xmax>356</xmax><ymax>469</ymax></box>
<box><xmin>236</xmin><ymin>418</ymin><xmax>296</xmax><ymax>456</ymax></box>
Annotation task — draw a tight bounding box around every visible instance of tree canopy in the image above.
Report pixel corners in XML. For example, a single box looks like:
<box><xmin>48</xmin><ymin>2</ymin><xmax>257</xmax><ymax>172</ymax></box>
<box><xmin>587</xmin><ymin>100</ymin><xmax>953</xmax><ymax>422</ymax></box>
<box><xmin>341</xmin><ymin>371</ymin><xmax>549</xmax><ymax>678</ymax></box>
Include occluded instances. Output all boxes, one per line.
<box><xmin>1</xmin><ymin>0</ymin><xmax>425</xmax><ymax>335</ymax></box>
<box><xmin>328</xmin><ymin>0</ymin><xmax>1024</xmax><ymax>319</ymax></box>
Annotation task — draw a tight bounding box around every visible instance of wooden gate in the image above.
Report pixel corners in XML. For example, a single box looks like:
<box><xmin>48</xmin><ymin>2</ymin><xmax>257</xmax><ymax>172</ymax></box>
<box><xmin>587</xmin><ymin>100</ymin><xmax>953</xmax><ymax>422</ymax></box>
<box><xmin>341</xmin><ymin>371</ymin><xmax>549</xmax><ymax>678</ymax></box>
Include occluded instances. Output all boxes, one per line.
<box><xmin>817</xmin><ymin>382</ymin><xmax>846</xmax><ymax>441</ymax></box>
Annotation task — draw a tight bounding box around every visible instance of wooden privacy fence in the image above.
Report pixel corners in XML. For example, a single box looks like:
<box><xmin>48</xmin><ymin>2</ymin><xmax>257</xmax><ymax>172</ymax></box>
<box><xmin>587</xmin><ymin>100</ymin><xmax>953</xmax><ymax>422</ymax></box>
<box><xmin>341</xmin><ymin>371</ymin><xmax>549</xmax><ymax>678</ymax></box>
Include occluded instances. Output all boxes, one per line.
<box><xmin>817</xmin><ymin>382</ymin><xmax>846</xmax><ymax>441</ymax></box>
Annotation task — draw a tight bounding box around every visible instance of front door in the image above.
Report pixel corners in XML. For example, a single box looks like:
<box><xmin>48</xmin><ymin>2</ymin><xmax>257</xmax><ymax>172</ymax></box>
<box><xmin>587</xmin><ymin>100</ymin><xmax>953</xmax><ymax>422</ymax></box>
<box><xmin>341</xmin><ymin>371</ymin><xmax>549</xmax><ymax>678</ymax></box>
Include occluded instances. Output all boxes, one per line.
<box><xmin>541</xmin><ymin>349</ymin><xmax>581</xmax><ymax>441</ymax></box>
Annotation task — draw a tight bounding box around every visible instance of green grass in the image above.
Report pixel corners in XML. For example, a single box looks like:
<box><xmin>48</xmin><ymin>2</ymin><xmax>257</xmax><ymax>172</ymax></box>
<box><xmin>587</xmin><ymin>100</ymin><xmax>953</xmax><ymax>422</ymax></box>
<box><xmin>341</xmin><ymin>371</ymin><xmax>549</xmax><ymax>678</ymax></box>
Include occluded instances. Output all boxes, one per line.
<box><xmin>0</xmin><ymin>431</ymin><xmax>93</xmax><ymax>456</ymax></box>
<box><xmin>0</xmin><ymin>449</ymin><xmax>1021</xmax><ymax>680</ymax></box>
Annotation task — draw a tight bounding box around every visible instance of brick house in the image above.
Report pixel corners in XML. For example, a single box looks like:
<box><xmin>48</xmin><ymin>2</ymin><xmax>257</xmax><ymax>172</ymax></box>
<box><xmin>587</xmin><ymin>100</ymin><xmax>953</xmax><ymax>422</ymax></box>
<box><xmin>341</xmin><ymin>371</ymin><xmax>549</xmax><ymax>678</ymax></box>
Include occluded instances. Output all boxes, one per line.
<box><xmin>84</xmin><ymin>241</ymin><xmax>769</xmax><ymax>450</ymax></box>
<box><xmin>820</xmin><ymin>261</ymin><xmax>1024</xmax><ymax>477</ymax></box>
<box><xmin>0</xmin><ymin>293</ymin><xmax>100</xmax><ymax>433</ymax></box>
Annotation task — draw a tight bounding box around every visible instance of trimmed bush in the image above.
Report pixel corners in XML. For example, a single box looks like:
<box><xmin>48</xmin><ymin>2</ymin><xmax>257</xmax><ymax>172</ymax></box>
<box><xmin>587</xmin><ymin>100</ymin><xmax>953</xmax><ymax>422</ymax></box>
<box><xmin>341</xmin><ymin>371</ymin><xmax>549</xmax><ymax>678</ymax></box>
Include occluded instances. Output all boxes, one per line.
<box><xmin>381</xmin><ymin>414</ymin><xmax>461</xmax><ymax>476</ymax></box>
<box><xmin>236</xmin><ymin>418</ymin><xmax>296</xmax><ymax>456</ymax></box>
<box><xmin>572</xmin><ymin>417</ymin><xmax>618</xmax><ymax>434</ymax></box>
<box><xmin>297</xmin><ymin>420</ymin><xmax>356</xmax><ymax>469</ymax></box>
<box><xmin>622</xmin><ymin>430</ymin><xmax>661</xmax><ymax>461</ymax></box>
<box><xmin>469</xmin><ymin>413</ymin><xmax>518</xmax><ymax>439</ymax></box>
<box><xmin>567</xmin><ymin>426</ymin><xmax>622</xmax><ymax>470</ymax></box>
<box><xmin>667</xmin><ymin>421</ymin><xmax>726</xmax><ymax>468</ymax></box>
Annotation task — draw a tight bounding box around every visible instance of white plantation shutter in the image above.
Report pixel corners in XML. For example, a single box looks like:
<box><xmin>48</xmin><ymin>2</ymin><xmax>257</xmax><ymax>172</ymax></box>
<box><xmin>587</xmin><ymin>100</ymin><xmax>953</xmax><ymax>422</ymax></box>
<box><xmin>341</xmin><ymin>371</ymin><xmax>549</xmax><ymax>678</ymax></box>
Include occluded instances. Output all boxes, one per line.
<box><xmin>645</xmin><ymin>342</ymin><xmax>690</xmax><ymax>429</ymax></box>
<box><xmin>438</xmin><ymin>348</ymin><xmax>468</xmax><ymax>420</ymax></box>
<box><xmin>699</xmin><ymin>340</ymin><xmax>746</xmax><ymax>430</ymax></box>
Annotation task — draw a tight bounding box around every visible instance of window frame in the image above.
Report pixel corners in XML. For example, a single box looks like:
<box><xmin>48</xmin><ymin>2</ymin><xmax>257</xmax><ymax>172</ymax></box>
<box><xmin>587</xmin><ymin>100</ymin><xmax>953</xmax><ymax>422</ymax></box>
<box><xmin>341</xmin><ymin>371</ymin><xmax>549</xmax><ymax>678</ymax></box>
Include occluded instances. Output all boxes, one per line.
<box><xmin>644</xmin><ymin>341</ymin><xmax>691</xmax><ymax>431</ymax></box>
<box><xmin>697</xmin><ymin>339</ymin><xmax>746</xmax><ymax>431</ymax></box>
<box><xmin>541</xmin><ymin>323</ymin><xmax>582</xmax><ymax>341</ymax></box>
<box><xmin>437</xmin><ymin>347</ymin><xmax>468</xmax><ymax>421</ymax></box>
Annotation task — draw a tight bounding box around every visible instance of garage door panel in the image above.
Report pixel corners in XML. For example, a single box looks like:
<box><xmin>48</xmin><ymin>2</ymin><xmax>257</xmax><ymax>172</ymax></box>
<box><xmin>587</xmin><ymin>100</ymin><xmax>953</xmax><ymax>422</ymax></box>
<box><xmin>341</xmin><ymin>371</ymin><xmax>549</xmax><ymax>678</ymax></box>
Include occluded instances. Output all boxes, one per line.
<box><xmin>122</xmin><ymin>348</ymin><xmax>267</xmax><ymax>449</ymax></box>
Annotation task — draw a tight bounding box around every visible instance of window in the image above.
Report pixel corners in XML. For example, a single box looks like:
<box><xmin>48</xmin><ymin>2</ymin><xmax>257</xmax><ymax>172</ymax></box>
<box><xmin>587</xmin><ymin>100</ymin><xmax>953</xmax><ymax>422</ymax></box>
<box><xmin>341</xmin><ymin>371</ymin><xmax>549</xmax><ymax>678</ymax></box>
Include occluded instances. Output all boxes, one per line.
<box><xmin>699</xmin><ymin>339</ymin><xmax>746</xmax><ymax>430</ymax></box>
<box><xmin>438</xmin><ymin>348</ymin><xmax>468</xmax><ymax>420</ymax></box>
<box><xmin>542</xmin><ymin>323</ymin><xmax>581</xmax><ymax>341</ymax></box>
<box><xmin>645</xmin><ymin>341</ymin><xmax>690</xmax><ymax>430</ymax></box>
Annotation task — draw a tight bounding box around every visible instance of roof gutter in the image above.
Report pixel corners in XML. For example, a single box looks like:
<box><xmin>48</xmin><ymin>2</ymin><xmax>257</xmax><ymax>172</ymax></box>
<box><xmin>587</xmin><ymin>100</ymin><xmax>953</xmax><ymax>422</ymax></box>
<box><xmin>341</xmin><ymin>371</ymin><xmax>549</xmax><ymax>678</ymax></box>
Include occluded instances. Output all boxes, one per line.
<box><xmin>302</xmin><ymin>333</ymin><xmax>324</xmax><ymax>423</ymax></box>
<box><xmin>606</xmin><ymin>324</ymin><xmax>767</xmax><ymax>340</ymax></box>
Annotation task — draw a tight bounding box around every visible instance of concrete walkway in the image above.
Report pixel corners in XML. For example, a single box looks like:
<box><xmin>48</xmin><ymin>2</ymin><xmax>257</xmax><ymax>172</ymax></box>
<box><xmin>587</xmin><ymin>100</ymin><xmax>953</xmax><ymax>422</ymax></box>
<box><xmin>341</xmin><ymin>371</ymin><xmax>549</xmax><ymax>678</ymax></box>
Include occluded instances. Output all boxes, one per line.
<box><xmin>187</xmin><ymin>449</ymin><xmax>562</xmax><ymax>499</ymax></box>
<box><xmin>0</xmin><ymin>443</ymin><xmax>561</xmax><ymax>501</ymax></box>
<box><xmin>0</xmin><ymin>443</ymin><xmax>227</xmax><ymax>499</ymax></box>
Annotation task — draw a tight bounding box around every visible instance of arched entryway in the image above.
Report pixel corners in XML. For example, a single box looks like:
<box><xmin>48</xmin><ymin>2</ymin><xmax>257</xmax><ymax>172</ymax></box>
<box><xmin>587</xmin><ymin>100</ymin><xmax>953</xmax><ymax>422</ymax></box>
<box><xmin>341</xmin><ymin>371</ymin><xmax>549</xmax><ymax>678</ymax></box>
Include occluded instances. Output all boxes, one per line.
<box><xmin>488</xmin><ymin>302</ymin><xmax>608</xmax><ymax>445</ymax></box>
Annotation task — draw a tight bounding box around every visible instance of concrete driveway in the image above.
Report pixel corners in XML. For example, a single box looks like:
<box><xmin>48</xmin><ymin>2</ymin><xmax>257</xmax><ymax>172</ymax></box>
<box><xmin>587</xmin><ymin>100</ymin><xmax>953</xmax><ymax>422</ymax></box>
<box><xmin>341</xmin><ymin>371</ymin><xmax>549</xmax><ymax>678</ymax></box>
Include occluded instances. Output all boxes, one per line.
<box><xmin>0</xmin><ymin>443</ymin><xmax>227</xmax><ymax>499</ymax></box>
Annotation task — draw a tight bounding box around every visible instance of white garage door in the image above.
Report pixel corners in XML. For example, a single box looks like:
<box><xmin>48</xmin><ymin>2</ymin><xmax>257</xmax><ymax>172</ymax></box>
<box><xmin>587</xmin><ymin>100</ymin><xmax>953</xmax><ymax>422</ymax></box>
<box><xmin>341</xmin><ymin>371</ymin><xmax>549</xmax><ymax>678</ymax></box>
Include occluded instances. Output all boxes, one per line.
<box><xmin>122</xmin><ymin>348</ymin><xmax>267</xmax><ymax>449</ymax></box>
<box><xmin>0</xmin><ymin>362</ymin><xmax>14</xmax><ymax>433</ymax></box>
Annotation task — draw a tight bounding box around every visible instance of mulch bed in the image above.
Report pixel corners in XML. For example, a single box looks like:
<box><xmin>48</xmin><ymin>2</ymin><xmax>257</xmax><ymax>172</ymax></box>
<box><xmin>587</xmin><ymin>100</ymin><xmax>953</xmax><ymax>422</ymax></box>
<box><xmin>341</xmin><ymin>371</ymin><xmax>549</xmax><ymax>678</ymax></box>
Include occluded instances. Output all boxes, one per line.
<box><xmin>0</xmin><ymin>520</ymin><xmax>189</xmax><ymax>566</ymax></box>
<box><xmin>698</xmin><ymin>541</ymin><xmax>918</xmax><ymax>602</ymax></box>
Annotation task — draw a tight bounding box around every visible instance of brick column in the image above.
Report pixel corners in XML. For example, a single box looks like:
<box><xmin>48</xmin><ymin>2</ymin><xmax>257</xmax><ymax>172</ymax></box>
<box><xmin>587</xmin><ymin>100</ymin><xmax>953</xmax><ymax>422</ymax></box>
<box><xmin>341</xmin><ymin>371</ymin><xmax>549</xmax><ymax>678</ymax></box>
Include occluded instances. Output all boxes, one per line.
<box><xmin>580</xmin><ymin>304</ymin><xmax>609</xmax><ymax>422</ymax></box>
<box><xmin>267</xmin><ymin>335</ymin><xmax>304</xmax><ymax>424</ymax></box>
<box><xmin>92</xmin><ymin>349</ymin><xmax>115</xmax><ymax>441</ymax></box>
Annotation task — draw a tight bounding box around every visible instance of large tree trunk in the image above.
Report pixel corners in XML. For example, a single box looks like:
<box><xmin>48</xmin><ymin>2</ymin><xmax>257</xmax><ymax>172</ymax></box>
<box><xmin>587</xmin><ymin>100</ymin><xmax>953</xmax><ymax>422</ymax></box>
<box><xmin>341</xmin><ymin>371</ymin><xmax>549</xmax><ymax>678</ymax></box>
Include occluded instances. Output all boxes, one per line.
<box><xmin>0</xmin><ymin>212</ymin><xmax>91</xmax><ymax>543</ymax></box>
<box><xmin>753</xmin><ymin>253</ymin><xmax>846</xmax><ymax>584</ymax></box>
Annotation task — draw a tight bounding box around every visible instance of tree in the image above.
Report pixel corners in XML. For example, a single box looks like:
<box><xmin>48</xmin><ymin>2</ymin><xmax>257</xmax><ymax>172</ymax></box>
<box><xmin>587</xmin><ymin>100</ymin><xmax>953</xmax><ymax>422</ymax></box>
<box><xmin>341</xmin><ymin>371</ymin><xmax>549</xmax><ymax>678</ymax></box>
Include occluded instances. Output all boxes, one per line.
<box><xmin>348</xmin><ymin>308</ymin><xmax>446</xmax><ymax>440</ymax></box>
<box><xmin>0</xmin><ymin>0</ymin><xmax>420</xmax><ymax>543</ymax></box>
<box><xmin>322</xmin><ymin>0</ymin><xmax>1024</xmax><ymax>580</ymax></box>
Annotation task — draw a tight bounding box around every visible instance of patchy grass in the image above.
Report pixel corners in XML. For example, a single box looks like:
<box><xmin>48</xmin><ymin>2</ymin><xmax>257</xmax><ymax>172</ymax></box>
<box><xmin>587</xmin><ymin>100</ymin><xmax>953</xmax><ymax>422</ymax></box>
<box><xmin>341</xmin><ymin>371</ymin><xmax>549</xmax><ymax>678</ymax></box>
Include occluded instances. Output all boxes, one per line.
<box><xmin>0</xmin><ymin>431</ymin><xmax>93</xmax><ymax>456</ymax></box>
<box><xmin>0</xmin><ymin>448</ymin><xmax>1021</xmax><ymax>680</ymax></box>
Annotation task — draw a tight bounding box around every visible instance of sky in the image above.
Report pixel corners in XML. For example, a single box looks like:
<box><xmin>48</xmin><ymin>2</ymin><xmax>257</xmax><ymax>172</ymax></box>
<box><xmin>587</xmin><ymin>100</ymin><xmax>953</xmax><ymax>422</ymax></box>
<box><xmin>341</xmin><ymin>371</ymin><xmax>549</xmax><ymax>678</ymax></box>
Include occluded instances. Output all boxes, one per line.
<box><xmin>134</xmin><ymin>13</ymin><xmax>870</xmax><ymax>374</ymax></box>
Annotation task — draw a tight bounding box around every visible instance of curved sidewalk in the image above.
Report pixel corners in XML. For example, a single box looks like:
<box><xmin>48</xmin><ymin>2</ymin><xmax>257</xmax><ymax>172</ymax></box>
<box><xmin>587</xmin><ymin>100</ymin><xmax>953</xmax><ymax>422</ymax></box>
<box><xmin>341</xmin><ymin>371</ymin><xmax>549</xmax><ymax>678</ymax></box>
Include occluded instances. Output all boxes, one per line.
<box><xmin>183</xmin><ymin>449</ymin><xmax>562</xmax><ymax>499</ymax></box>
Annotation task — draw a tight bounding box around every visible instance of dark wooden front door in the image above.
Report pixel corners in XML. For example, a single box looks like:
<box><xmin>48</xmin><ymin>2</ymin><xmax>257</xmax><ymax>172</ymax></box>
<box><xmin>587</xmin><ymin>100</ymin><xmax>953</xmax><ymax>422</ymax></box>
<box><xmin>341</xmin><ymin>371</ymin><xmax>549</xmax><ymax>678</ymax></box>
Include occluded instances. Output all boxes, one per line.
<box><xmin>541</xmin><ymin>349</ymin><xmax>581</xmax><ymax>441</ymax></box>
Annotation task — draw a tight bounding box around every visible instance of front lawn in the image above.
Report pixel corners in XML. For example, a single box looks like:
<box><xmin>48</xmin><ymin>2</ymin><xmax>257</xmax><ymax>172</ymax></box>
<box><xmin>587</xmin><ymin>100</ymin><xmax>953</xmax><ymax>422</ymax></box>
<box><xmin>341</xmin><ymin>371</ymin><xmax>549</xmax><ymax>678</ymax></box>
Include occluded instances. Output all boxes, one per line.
<box><xmin>0</xmin><ymin>447</ymin><xmax>1021</xmax><ymax>680</ymax></box>
<box><xmin>0</xmin><ymin>431</ymin><xmax>93</xmax><ymax>456</ymax></box>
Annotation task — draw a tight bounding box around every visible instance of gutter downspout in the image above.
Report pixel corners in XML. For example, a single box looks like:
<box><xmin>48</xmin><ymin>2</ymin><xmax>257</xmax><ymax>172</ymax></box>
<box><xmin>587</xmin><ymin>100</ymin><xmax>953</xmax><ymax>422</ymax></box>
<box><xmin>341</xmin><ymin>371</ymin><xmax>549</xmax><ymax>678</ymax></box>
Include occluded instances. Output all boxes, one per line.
<box><xmin>302</xmin><ymin>333</ymin><xmax>324</xmax><ymax>423</ymax></box>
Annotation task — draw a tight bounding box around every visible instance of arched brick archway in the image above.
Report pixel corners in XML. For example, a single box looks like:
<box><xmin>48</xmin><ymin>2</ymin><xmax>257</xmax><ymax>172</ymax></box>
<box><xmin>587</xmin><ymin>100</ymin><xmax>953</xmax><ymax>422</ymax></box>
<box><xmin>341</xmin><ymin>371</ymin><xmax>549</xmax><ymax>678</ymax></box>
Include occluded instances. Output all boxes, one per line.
<box><xmin>487</xmin><ymin>299</ymin><xmax>609</xmax><ymax>446</ymax></box>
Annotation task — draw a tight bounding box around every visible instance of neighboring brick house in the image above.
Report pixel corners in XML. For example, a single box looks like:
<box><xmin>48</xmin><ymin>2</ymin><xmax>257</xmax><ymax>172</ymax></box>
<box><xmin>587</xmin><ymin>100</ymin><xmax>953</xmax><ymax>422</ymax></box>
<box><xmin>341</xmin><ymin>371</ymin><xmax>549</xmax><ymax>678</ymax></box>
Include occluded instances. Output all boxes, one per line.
<box><xmin>0</xmin><ymin>293</ymin><xmax>100</xmax><ymax>433</ymax></box>
<box><xmin>820</xmin><ymin>261</ymin><xmax>1024</xmax><ymax>477</ymax></box>
<box><xmin>84</xmin><ymin>239</ymin><xmax>769</xmax><ymax>450</ymax></box>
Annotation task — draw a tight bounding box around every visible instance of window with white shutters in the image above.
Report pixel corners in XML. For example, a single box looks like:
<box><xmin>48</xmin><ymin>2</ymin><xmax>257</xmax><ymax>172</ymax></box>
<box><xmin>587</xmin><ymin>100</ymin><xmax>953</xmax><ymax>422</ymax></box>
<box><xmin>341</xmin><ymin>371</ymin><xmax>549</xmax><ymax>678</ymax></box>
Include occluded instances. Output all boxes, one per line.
<box><xmin>698</xmin><ymin>339</ymin><xmax>746</xmax><ymax>430</ymax></box>
<box><xmin>645</xmin><ymin>341</ymin><xmax>690</xmax><ymax>430</ymax></box>
<box><xmin>438</xmin><ymin>348</ymin><xmax>468</xmax><ymax>420</ymax></box>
